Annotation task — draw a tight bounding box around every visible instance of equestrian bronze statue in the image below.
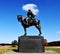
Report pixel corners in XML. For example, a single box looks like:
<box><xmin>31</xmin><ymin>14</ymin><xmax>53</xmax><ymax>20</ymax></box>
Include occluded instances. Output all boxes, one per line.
<box><xmin>17</xmin><ymin>10</ymin><xmax>42</xmax><ymax>36</ymax></box>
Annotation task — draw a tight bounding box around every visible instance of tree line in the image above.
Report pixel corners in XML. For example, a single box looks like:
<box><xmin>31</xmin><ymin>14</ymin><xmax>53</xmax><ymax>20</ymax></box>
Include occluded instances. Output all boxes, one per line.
<box><xmin>0</xmin><ymin>40</ymin><xmax>60</xmax><ymax>46</ymax></box>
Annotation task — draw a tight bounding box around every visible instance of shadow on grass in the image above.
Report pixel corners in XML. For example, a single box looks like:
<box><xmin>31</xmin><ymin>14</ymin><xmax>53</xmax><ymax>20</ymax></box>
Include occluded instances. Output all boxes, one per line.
<box><xmin>12</xmin><ymin>49</ymin><xmax>18</xmax><ymax>52</ymax></box>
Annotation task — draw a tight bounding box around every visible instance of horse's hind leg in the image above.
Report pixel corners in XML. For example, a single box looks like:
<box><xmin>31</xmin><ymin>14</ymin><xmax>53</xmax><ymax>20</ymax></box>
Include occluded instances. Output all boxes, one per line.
<box><xmin>24</xmin><ymin>27</ymin><xmax>27</xmax><ymax>36</ymax></box>
<box><xmin>35</xmin><ymin>25</ymin><xmax>42</xmax><ymax>36</ymax></box>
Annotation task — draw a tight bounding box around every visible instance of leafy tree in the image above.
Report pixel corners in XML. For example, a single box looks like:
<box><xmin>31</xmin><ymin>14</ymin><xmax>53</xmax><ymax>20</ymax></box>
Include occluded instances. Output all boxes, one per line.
<box><xmin>12</xmin><ymin>40</ymin><xmax>18</xmax><ymax>47</ymax></box>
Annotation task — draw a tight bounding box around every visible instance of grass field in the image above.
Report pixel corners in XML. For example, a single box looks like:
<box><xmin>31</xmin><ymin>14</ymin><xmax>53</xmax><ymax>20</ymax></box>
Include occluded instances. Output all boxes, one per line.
<box><xmin>45</xmin><ymin>46</ymin><xmax>60</xmax><ymax>53</ymax></box>
<box><xmin>0</xmin><ymin>46</ymin><xmax>60</xmax><ymax>54</ymax></box>
<box><xmin>0</xmin><ymin>45</ymin><xmax>17</xmax><ymax>54</ymax></box>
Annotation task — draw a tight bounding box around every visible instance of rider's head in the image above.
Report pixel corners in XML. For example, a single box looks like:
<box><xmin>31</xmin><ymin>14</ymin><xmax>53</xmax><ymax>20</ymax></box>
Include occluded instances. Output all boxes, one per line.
<box><xmin>28</xmin><ymin>9</ymin><xmax>31</xmax><ymax>12</ymax></box>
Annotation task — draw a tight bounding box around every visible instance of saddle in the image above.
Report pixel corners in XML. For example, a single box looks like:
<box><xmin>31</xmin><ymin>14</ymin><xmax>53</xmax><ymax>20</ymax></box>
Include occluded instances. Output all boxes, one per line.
<box><xmin>26</xmin><ymin>17</ymin><xmax>34</xmax><ymax>25</ymax></box>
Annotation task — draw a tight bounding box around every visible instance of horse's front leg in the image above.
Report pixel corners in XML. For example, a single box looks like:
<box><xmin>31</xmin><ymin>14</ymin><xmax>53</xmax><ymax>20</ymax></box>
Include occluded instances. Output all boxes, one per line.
<box><xmin>24</xmin><ymin>27</ymin><xmax>27</xmax><ymax>36</ymax></box>
<box><xmin>35</xmin><ymin>25</ymin><xmax>42</xmax><ymax>36</ymax></box>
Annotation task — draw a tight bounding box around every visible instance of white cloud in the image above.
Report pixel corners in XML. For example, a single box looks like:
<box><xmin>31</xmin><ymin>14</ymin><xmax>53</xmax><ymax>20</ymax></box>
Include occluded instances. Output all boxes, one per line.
<box><xmin>22</xmin><ymin>4</ymin><xmax>39</xmax><ymax>15</ymax></box>
<box><xmin>56</xmin><ymin>31</ymin><xmax>60</xmax><ymax>34</ymax></box>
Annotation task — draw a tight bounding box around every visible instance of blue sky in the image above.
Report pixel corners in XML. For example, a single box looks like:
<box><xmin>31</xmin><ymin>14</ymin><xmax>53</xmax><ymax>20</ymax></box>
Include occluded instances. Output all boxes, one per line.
<box><xmin>0</xmin><ymin>0</ymin><xmax>60</xmax><ymax>43</ymax></box>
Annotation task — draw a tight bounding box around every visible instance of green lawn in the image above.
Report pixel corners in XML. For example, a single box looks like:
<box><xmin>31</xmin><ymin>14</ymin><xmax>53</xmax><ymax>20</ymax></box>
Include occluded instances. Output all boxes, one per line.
<box><xmin>45</xmin><ymin>46</ymin><xmax>60</xmax><ymax>53</ymax></box>
<box><xmin>0</xmin><ymin>46</ymin><xmax>60</xmax><ymax>54</ymax></box>
<box><xmin>0</xmin><ymin>46</ymin><xmax>17</xmax><ymax>54</ymax></box>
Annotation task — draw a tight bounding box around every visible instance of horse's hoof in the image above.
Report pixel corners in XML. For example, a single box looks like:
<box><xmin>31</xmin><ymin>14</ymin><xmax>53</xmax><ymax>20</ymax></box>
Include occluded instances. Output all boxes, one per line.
<box><xmin>39</xmin><ymin>34</ymin><xmax>41</xmax><ymax>36</ymax></box>
<box><xmin>23</xmin><ymin>33</ymin><xmax>27</xmax><ymax>36</ymax></box>
<box><xmin>23</xmin><ymin>34</ymin><xmax>25</xmax><ymax>36</ymax></box>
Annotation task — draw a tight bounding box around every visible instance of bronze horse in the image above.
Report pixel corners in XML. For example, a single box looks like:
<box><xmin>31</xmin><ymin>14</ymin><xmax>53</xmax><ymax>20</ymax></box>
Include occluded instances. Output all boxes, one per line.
<box><xmin>17</xmin><ymin>15</ymin><xmax>42</xmax><ymax>36</ymax></box>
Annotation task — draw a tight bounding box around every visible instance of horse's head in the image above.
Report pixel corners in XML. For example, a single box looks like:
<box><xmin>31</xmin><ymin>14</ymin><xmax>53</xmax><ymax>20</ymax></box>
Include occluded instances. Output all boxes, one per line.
<box><xmin>17</xmin><ymin>15</ymin><xmax>24</xmax><ymax>22</ymax></box>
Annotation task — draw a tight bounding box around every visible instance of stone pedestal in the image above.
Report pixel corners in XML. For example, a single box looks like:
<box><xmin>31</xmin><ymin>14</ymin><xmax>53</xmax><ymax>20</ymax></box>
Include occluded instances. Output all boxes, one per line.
<box><xmin>18</xmin><ymin>36</ymin><xmax>45</xmax><ymax>53</ymax></box>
